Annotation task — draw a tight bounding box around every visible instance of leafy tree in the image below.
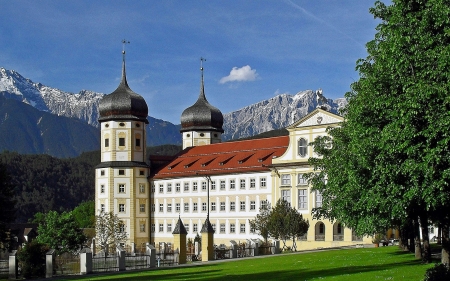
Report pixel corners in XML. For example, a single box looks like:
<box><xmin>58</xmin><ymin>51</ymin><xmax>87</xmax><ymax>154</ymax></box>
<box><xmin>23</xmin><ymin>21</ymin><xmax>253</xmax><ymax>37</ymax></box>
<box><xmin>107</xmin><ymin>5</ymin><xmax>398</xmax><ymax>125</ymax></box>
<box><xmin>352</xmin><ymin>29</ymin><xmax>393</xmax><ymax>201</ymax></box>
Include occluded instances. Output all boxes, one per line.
<box><xmin>308</xmin><ymin>0</ymin><xmax>450</xmax><ymax>264</ymax></box>
<box><xmin>35</xmin><ymin>210</ymin><xmax>87</xmax><ymax>256</ymax></box>
<box><xmin>95</xmin><ymin>211</ymin><xmax>127</xmax><ymax>255</ymax></box>
<box><xmin>72</xmin><ymin>201</ymin><xmax>95</xmax><ymax>228</ymax></box>
<box><xmin>249</xmin><ymin>201</ymin><xmax>272</xmax><ymax>243</ymax></box>
<box><xmin>287</xmin><ymin>207</ymin><xmax>309</xmax><ymax>251</ymax></box>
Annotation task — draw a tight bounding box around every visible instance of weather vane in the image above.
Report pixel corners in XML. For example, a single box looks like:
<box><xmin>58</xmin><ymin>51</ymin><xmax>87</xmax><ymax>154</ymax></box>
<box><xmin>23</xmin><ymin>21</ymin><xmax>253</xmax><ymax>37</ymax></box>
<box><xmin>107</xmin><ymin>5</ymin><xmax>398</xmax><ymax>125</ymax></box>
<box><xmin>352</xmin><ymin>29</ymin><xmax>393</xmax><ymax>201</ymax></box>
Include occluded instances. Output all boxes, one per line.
<box><xmin>200</xmin><ymin>57</ymin><xmax>206</xmax><ymax>71</ymax></box>
<box><xmin>122</xmin><ymin>39</ymin><xmax>130</xmax><ymax>54</ymax></box>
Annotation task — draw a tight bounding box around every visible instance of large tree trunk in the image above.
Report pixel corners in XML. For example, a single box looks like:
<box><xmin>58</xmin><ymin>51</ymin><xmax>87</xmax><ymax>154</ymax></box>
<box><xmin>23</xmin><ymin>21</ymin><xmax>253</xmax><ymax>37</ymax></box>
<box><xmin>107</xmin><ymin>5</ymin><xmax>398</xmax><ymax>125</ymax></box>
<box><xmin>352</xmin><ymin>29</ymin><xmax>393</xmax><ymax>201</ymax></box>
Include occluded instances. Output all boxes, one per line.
<box><xmin>442</xmin><ymin>223</ymin><xmax>450</xmax><ymax>266</ymax></box>
<box><xmin>413</xmin><ymin>217</ymin><xmax>422</xmax><ymax>259</ymax></box>
<box><xmin>419</xmin><ymin>212</ymin><xmax>431</xmax><ymax>263</ymax></box>
<box><xmin>399</xmin><ymin>221</ymin><xmax>410</xmax><ymax>251</ymax></box>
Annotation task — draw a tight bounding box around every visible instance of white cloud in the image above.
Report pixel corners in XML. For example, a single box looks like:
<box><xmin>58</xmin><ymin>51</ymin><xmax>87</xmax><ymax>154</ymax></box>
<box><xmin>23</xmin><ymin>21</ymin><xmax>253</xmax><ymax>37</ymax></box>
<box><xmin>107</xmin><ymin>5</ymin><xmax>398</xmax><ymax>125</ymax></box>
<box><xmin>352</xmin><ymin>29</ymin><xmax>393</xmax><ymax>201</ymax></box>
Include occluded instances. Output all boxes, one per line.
<box><xmin>219</xmin><ymin>65</ymin><xmax>259</xmax><ymax>84</ymax></box>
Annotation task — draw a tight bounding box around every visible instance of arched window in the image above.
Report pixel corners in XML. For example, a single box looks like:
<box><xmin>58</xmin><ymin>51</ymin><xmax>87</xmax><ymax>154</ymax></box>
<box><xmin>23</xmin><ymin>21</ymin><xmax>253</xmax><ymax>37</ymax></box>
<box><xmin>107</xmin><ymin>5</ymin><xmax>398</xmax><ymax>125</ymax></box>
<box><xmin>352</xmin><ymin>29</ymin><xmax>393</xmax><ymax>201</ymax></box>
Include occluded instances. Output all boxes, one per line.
<box><xmin>298</xmin><ymin>138</ymin><xmax>308</xmax><ymax>157</ymax></box>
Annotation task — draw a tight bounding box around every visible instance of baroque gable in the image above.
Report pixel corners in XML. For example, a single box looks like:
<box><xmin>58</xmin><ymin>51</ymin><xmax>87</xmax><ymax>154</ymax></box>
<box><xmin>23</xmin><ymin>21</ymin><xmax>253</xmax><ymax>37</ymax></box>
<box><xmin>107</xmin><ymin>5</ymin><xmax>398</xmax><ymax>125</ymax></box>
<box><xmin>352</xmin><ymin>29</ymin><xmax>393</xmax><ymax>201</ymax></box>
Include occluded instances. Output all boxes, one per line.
<box><xmin>289</xmin><ymin>108</ymin><xmax>343</xmax><ymax>129</ymax></box>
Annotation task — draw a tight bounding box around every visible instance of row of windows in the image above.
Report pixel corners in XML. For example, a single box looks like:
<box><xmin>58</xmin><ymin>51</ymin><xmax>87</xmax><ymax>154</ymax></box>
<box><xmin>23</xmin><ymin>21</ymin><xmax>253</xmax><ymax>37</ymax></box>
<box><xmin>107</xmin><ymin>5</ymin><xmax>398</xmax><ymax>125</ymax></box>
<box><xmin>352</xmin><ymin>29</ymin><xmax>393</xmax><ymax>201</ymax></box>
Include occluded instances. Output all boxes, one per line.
<box><xmin>99</xmin><ymin>169</ymin><xmax>146</xmax><ymax>176</ymax></box>
<box><xmin>153</xmin><ymin>178</ymin><xmax>267</xmax><ymax>193</ymax></box>
<box><xmin>151</xmin><ymin>222</ymin><xmax>248</xmax><ymax>234</ymax></box>
<box><xmin>104</xmin><ymin>137</ymin><xmax>141</xmax><ymax>148</ymax></box>
<box><xmin>99</xmin><ymin>203</ymin><xmax>147</xmax><ymax>213</ymax></box>
<box><xmin>280</xmin><ymin>173</ymin><xmax>309</xmax><ymax>186</ymax></box>
<box><xmin>99</xmin><ymin>183</ymin><xmax>146</xmax><ymax>194</ymax></box>
<box><xmin>152</xmin><ymin>200</ymin><xmax>267</xmax><ymax>213</ymax></box>
<box><xmin>280</xmin><ymin>189</ymin><xmax>322</xmax><ymax>210</ymax></box>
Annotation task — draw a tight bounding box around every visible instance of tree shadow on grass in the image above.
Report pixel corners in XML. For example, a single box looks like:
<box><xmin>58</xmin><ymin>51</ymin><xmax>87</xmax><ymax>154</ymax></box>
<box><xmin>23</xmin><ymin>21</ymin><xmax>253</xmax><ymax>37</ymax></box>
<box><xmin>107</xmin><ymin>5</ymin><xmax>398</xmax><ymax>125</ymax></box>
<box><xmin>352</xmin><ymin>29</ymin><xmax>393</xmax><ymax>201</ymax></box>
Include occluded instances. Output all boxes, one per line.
<box><xmin>73</xmin><ymin>259</ymin><xmax>426</xmax><ymax>281</ymax></box>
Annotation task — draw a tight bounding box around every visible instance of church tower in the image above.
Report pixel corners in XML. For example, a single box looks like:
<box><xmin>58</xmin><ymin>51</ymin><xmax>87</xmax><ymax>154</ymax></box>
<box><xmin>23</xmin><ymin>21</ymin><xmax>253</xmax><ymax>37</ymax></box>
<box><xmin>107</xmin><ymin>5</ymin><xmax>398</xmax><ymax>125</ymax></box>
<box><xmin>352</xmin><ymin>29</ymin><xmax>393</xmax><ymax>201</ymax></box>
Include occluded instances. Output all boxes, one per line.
<box><xmin>95</xmin><ymin>48</ymin><xmax>150</xmax><ymax>248</ymax></box>
<box><xmin>180</xmin><ymin>58</ymin><xmax>224</xmax><ymax>149</ymax></box>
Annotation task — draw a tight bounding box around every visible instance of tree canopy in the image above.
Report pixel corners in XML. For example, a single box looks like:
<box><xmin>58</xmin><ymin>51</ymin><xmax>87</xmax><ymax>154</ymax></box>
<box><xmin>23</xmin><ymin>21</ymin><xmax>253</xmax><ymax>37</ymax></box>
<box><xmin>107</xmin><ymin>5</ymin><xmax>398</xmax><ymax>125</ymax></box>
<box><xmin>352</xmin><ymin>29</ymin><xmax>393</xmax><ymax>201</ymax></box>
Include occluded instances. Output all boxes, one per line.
<box><xmin>308</xmin><ymin>0</ymin><xmax>450</xmax><ymax>264</ymax></box>
<box><xmin>95</xmin><ymin>211</ymin><xmax>127</xmax><ymax>255</ymax></box>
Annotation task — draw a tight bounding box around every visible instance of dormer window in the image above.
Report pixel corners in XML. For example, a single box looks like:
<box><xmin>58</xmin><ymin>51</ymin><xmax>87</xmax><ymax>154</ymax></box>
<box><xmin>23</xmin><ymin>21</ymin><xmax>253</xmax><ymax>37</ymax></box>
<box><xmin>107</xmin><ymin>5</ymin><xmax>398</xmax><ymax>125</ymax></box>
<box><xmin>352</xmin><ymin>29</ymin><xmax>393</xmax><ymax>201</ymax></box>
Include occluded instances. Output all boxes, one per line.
<box><xmin>298</xmin><ymin>138</ymin><xmax>308</xmax><ymax>157</ymax></box>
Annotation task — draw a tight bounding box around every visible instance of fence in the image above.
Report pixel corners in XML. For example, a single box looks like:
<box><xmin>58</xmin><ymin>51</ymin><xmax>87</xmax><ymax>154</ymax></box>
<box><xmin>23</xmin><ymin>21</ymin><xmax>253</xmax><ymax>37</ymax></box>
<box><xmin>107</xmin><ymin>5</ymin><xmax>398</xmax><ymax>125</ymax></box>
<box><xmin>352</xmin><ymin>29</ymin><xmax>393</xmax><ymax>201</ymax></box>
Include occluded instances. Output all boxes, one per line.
<box><xmin>53</xmin><ymin>253</ymin><xmax>80</xmax><ymax>276</ymax></box>
<box><xmin>155</xmin><ymin>250</ymin><xmax>178</xmax><ymax>267</ymax></box>
<box><xmin>0</xmin><ymin>260</ymin><xmax>8</xmax><ymax>277</ymax></box>
<box><xmin>92</xmin><ymin>255</ymin><xmax>119</xmax><ymax>273</ymax></box>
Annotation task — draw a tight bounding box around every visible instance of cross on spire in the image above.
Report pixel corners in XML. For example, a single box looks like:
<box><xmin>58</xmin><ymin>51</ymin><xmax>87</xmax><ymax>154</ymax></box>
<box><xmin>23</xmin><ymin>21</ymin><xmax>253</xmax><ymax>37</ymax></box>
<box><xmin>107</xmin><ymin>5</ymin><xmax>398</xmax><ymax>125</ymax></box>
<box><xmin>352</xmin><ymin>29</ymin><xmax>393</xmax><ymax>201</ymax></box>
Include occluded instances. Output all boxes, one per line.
<box><xmin>200</xmin><ymin>57</ymin><xmax>206</xmax><ymax>71</ymax></box>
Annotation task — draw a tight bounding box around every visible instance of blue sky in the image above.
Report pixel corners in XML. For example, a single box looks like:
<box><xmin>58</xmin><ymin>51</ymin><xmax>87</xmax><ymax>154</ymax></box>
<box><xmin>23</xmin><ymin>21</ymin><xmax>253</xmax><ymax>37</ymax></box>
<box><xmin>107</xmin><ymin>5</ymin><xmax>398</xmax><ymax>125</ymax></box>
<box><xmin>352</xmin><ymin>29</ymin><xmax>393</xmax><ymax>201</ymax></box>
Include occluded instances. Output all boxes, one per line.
<box><xmin>0</xmin><ymin>1</ymin><xmax>380</xmax><ymax>124</ymax></box>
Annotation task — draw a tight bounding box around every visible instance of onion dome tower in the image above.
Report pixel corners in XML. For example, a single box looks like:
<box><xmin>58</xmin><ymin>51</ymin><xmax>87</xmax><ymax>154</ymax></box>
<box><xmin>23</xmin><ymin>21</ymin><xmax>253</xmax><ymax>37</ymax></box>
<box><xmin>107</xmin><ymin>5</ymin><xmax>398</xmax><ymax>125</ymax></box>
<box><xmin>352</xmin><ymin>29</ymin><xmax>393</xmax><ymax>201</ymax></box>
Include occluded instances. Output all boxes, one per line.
<box><xmin>95</xmin><ymin>44</ymin><xmax>150</xmax><ymax>248</ymax></box>
<box><xmin>180</xmin><ymin>58</ymin><xmax>224</xmax><ymax>149</ymax></box>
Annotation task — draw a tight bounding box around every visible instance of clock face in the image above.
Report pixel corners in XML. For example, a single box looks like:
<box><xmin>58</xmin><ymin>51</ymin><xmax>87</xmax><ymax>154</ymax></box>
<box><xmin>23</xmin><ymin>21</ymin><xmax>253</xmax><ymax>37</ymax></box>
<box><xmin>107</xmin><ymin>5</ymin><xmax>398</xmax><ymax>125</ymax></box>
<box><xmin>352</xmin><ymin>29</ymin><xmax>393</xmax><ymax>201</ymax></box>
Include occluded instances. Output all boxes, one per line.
<box><xmin>317</xmin><ymin>116</ymin><xmax>323</xmax><ymax>124</ymax></box>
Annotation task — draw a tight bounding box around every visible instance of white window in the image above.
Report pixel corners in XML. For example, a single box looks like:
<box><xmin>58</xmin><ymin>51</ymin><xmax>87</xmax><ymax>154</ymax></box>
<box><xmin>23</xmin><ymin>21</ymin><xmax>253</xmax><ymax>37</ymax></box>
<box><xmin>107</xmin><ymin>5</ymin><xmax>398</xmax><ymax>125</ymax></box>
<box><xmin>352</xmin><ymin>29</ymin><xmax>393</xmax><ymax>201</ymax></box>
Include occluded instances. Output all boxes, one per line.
<box><xmin>167</xmin><ymin>224</ymin><xmax>172</xmax><ymax>232</ymax></box>
<box><xmin>151</xmin><ymin>223</ymin><xmax>155</xmax><ymax>232</ymax></box>
<box><xmin>298</xmin><ymin>173</ymin><xmax>308</xmax><ymax>185</ymax></box>
<box><xmin>159</xmin><ymin>184</ymin><xmax>163</xmax><ymax>193</ymax></box>
<box><xmin>260</xmin><ymin>177</ymin><xmax>266</xmax><ymax>187</ymax></box>
<box><xmin>202</xmin><ymin>181</ymin><xmax>207</xmax><ymax>191</ymax></box>
<box><xmin>298</xmin><ymin>189</ymin><xmax>308</xmax><ymax>210</ymax></box>
<box><xmin>250</xmin><ymin>201</ymin><xmax>256</xmax><ymax>210</ymax></box>
<box><xmin>316</xmin><ymin>191</ymin><xmax>323</xmax><ymax>207</ymax></box>
<box><xmin>230</xmin><ymin>202</ymin><xmax>235</xmax><ymax>211</ymax></box>
<box><xmin>184</xmin><ymin>182</ymin><xmax>189</xmax><ymax>191</ymax></box>
<box><xmin>167</xmin><ymin>203</ymin><xmax>172</xmax><ymax>212</ymax></box>
<box><xmin>167</xmin><ymin>183</ymin><xmax>172</xmax><ymax>192</ymax></box>
<box><xmin>118</xmin><ymin>169</ymin><xmax>125</xmax><ymax>176</ymax></box>
<box><xmin>211</xmin><ymin>202</ymin><xmax>216</xmax><ymax>211</ymax></box>
<box><xmin>140</xmin><ymin>223</ymin><xmax>145</xmax><ymax>232</ymax></box>
<box><xmin>176</xmin><ymin>183</ymin><xmax>180</xmax><ymax>192</ymax></box>
<box><xmin>193</xmin><ymin>203</ymin><xmax>198</xmax><ymax>211</ymax></box>
<box><xmin>202</xmin><ymin>202</ymin><xmax>207</xmax><ymax>211</ymax></box>
<box><xmin>220</xmin><ymin>202</ymin><xmax>225</xmax><ymax>211</ymax></box>
<box><xmin>119</xmin><ymin>204</ymin><xmax>125</xmax><ymax>212</ymax></box>
<box><xmin>119</xmin><ymin>184</ymin><xmax>125</xmax><ymax>193</ymax></box>
<box><xmin>100</xmin><ymin>184</ymin><xmax>105</xmax><ymax>193</ymax></box>
<box><xmin>185</xmin><ymin>224</ymin><xmax>190</xmax><ymax>233</ymax></box>
<box><xmin>211</xmin><ymin>181</ymin><xmax>216</xmax><ymax>190</ymax></box>
<box><xmin>240</xmin><ymin>201</ymin><xmax>246</xmax><ymax>211</ymax></box>
<box><xmin>230</xmin><ymin>179</ymin><xmax>235</xmax><ymax>189</ymax></box>
<box><xmin>220</xmin><ymin>180</ymin><xmax>226</xmax><ymax>190</ymax></box>
<box><xmin>151</xmin><ymin>203</ymin><xmax>155</xmax><ymax>212</ymax></box>
<box><xmin>151</xmin><ymin>184</ymin><xmax>155</xmax><ymax>193</ymax></box>
<box><xmin>281</xmin><ymin>174</ymin><xmax>291</xmax><ymax>185</ymax></box>
<box><xmin>260</xmin><ymin>200</ymin><xmax>268</xmax><ymax>210</ymax></box>
<box><xmin>139</xmin><ymin>183</ymin><xmax>145</xmax><ymax>193</ymax></box>
<box><xmin>298</xmin><ymin>138</ymin><xmax>308</xmax><ymax>157</ymax></box>
<box><xmin>159</xmin><ymin>204</ymin><xmax>163</xmax><ymax>212</ymax></box>
<box><xmin>193</xmin><ymin>223</ymin><xmax>198</xmax><ymax>232</ymax></box>
<box><xmin>176</xmin><ymin>203</ymin><xmax>180</xmax><ymax>212</ymax></box>
<box><xmin>100</xmin><ymin>204</ymin><xmax>105</xmax><ymax>212</ymax></box>
<box><xmin>230</xmin><ymin>224</ymin><xmax>235</xmax><ymax>233</ymax></box>
<box><xmin>184</xmin><ymin>203</ymin><xmax>189</xmax><ymax>212</ymax></box>
<box><xmin>159</xmin><ymin>224</ymin><xmax>164</xmax><ymax>232</ymax></box>
<box><xmin>140</xmin><ymin>204</ymin><xmax>145</xmax><ymax>213</ymax></box>
<box><xmin>281</xmin><ymin>189</ymin><xmax>291</xmax><ymax>204</ymax></box>
<box><xmin>240</xmin><ymin>223</ymin><xmax>246</xmax><ymax>233</ymax></box>
<box><xmin>240</xmin><ymin>179</ymin><xmax>246</xmax><ymax>189</ymax></box>
<box><xmin>250</xmin><ymin>178</ymin><xmax>256</xmax><ymax>188</ymax></box>
<box><xmin>220</xmin><ymin>224</ymin><xmax>225</xmax><ymax>233</ymax></box>
<box><xmin>119</xmin><ymin>223</ymin><xmax>125</xmax><ymax>233</ymax></box>
<box><xmin>193</xmin><ymin>182</ymin><xmax>198</xmax><ymax>191</ymax></box>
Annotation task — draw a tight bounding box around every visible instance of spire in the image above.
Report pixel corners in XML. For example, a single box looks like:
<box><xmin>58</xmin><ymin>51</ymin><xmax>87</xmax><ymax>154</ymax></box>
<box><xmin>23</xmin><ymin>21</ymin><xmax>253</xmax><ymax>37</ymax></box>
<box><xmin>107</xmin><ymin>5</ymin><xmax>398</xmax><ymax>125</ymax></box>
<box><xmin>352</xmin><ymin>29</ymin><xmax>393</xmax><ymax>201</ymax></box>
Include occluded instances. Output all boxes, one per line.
<box><xmin>199</xmin><ymin>57</ymin><xmax>207</xmax><ymax>101</ymax></box>
<box><xmin>121</xmin><ymin>39</ymin><xmax>130</xmax><ymax>87</ymax></box>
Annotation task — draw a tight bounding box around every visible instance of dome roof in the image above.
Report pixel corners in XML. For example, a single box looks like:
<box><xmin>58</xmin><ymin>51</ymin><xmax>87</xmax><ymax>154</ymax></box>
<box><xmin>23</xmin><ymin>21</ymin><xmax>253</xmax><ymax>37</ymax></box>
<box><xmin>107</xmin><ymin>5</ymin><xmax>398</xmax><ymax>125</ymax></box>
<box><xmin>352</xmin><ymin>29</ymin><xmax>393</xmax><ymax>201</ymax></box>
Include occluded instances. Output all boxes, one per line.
<box><xmin>180</xmin><ymin>67</ymin><xmax>223</xmax><ymax>133</ymax></box>
<box><xmin>98</xmin><ymin>55</ymin><xmax>148</xmax><ymax>123</ymax></box>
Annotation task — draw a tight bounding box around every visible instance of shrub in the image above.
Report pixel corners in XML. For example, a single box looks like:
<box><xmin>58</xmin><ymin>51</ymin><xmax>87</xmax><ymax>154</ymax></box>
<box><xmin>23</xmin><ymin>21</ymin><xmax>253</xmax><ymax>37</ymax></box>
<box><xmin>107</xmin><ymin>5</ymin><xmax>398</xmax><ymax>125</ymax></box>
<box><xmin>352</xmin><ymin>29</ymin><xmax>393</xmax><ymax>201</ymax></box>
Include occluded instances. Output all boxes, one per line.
<box><xmin>17</xmin><ymin>241</ymin><xmax>49</xmax><ymax>278</ymax></box>
<box><xmin>423</xmin><ymin>263</ymin><xmax>450</xmax><ymax>281</ymax></box>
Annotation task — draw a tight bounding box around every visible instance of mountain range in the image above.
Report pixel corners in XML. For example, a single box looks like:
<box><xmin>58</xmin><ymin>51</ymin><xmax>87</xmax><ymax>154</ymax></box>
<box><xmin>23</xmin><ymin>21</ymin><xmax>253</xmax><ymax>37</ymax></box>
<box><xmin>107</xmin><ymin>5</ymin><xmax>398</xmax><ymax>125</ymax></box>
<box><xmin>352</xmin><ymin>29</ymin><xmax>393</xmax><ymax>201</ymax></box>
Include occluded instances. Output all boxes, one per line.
<box><xmin>0</xmin><ymin>67</ymin><xmax>346</xmax><ymax>157</ymax></box>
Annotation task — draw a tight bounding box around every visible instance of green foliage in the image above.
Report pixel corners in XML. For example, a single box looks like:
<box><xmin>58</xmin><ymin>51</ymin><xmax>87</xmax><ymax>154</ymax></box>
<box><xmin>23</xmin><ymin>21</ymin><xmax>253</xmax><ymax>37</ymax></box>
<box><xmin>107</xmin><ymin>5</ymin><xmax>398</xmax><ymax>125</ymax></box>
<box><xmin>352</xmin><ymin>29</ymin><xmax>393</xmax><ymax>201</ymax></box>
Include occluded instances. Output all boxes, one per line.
<box><xmin>17</xmin><ymin>240</ymin><xmax>48</xmax><ymax>279</ymax></box>
<box><xmin>251</xmin><ymin>199</ymin><xmax>309</xmax><ymax>251</ymax></box>
<box><xmin>72</xmin><ymin>201</ymin><xmax>95</xmax><ymax>228</ymax></box>
<box><xmin>0</xmin><ymin>162</ymin><xmax>16</xmax><ymax>249</ymax></box>
<box><xmin>423</xmin><ymin>263</ymin><xmax>450</xmax><ymax>281</ymax></box>
<box><xmin>308</xmin><ymin>0</ymin><xmax>450</xmax><ymax>263</ymax></box>
<box><xmin>35</xmin><ymin>210</ymin><xmax>87</xmax><ymax>255</ymax></box>
<box><xmin>249</xmin><ymin>201</ymin><xmax>272</xmax><ymax>243</ymax></box>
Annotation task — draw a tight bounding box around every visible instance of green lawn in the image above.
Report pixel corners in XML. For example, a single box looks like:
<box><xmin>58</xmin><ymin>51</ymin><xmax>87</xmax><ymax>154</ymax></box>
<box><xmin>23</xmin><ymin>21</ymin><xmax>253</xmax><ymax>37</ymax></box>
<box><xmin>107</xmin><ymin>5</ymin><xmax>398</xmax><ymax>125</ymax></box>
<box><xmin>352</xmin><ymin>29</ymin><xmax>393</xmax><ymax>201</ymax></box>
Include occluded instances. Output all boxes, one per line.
<box><xmin>63</xmin><ymin>246</ymin><xmax>435</xmax><ymax>281</ymax></box>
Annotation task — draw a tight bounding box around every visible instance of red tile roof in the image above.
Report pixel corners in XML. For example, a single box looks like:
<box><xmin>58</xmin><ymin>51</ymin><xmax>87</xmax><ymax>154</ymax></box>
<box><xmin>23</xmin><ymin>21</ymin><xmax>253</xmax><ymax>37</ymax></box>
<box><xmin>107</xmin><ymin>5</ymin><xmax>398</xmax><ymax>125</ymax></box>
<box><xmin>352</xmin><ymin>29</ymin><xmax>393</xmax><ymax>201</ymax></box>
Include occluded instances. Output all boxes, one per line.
<box><xmin>152</xmin><ymin>136</ymin><xmax>289</xmax><ymax>179</ymax></box>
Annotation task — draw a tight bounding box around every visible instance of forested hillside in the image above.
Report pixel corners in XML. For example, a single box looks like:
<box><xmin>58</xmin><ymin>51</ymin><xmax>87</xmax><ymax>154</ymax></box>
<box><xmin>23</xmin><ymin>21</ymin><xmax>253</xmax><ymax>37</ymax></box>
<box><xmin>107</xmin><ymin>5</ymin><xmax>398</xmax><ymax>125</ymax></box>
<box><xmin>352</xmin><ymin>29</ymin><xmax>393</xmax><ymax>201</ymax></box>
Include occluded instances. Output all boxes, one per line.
<box><xmin>0</xmin><ymin>144</ymin><xmax>183</xmax><ymax>223</ymax></box>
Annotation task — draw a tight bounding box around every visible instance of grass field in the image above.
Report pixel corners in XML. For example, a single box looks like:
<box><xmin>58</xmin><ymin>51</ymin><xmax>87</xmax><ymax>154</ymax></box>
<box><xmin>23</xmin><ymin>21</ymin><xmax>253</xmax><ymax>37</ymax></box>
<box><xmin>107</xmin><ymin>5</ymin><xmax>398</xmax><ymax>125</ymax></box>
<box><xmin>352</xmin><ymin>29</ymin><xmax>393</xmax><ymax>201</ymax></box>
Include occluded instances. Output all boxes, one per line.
<box><xmin>61</xmin><ymin>246</ymin><xmax>436</xmax><ymax>281</ymax></box>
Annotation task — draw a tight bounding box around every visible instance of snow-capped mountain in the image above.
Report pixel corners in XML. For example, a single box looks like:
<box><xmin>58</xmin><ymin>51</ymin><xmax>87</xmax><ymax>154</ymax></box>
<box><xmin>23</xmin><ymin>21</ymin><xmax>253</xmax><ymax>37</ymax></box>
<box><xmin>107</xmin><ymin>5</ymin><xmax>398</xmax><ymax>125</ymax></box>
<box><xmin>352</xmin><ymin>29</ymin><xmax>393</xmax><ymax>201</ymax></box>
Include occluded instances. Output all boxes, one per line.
<box><xmin>0</xmin><ymin>67</ymin><xmax>347</xmax><ymax>155</ymax></box>
<box><xmin>222</xmin><ymin>90</ymin><xmax>346</xmax><ymax>140</ymax></box>
<box><xmin>0</xmin><ymin>67</ymin><xmax>103</xmax><ymax>127</ymax></box>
